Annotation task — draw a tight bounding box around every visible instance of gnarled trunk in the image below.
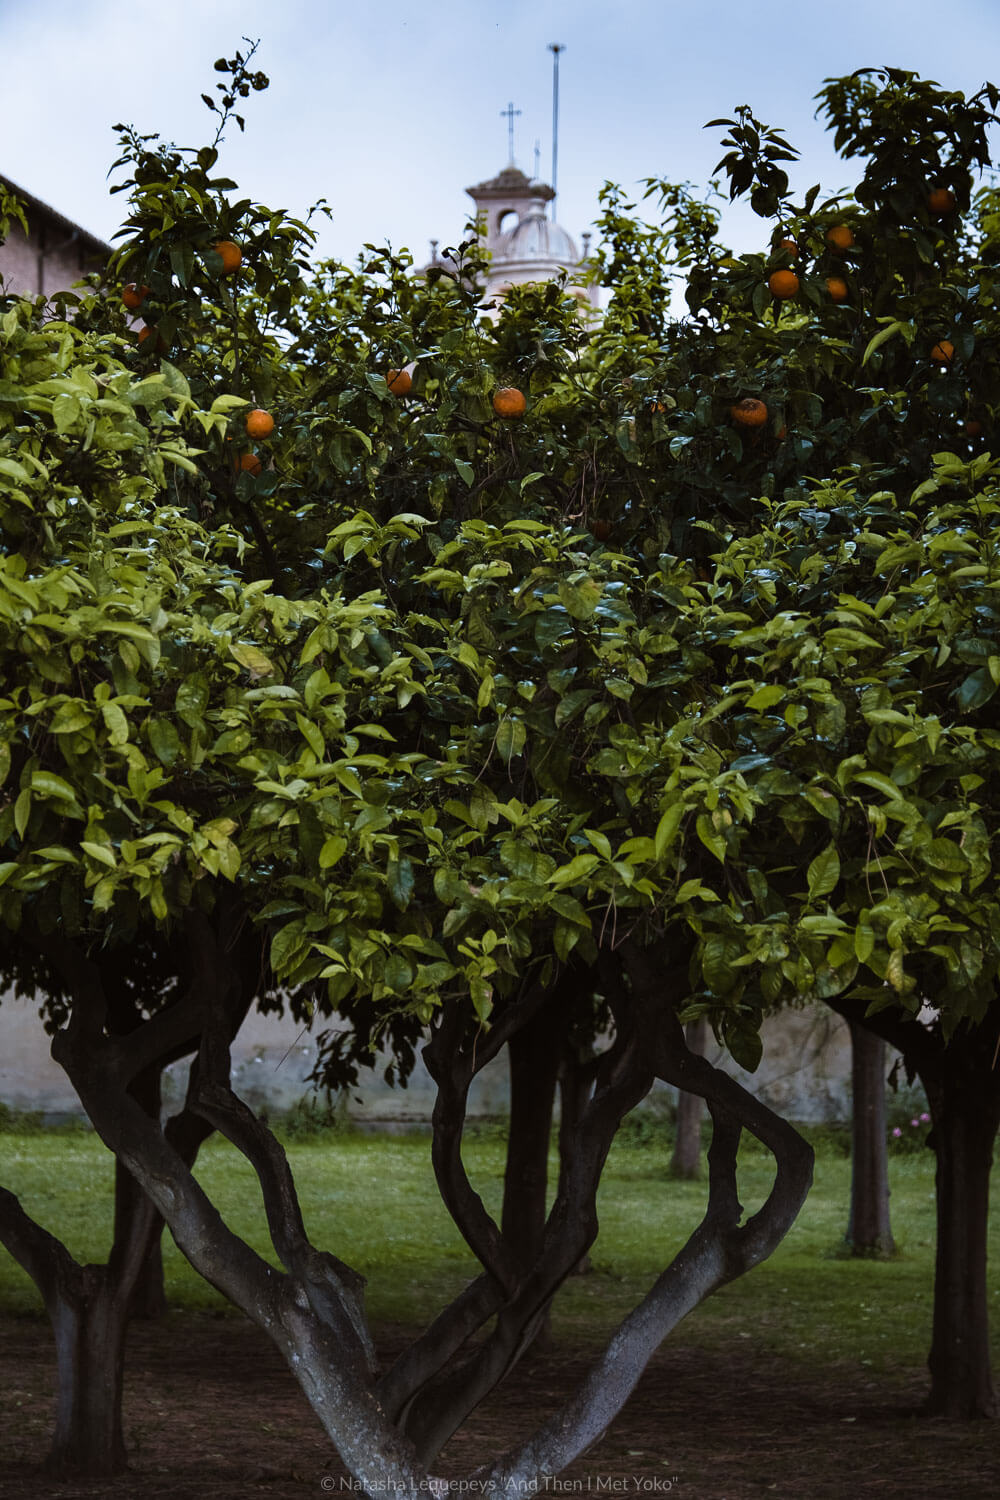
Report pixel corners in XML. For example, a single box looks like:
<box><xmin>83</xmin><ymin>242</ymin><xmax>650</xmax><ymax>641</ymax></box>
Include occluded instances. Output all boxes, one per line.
<box><xmin>846</xmin><ymin>1021</ymin><xmax>894</xmax><ymax>1257</ymax></box>
<box><xmin>50</xmin><ymin>935</ymin><xmax>815</xmax><ymax>1493</ymax></box>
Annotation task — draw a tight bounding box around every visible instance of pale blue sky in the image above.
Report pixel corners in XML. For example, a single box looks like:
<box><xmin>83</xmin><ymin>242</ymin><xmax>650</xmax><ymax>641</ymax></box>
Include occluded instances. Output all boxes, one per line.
<box><xmin>3</xmin><ymin>0</ymin><xmax>1000</xmax><ymax>266</ymax></box>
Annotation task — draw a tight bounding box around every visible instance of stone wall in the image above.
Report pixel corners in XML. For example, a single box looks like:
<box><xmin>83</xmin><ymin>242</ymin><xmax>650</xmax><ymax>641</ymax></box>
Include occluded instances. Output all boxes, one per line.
<box><xmin>0</xmin><ymin>993</ymin><xmax>854</xmax><ymax>1126</ymax></box>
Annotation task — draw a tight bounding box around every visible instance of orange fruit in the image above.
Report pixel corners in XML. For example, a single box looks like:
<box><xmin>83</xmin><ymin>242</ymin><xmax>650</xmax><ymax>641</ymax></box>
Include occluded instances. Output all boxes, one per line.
<box><xmin>930</xmin><ymin>340</ymin><xmax>955</xmax><ymax>365</ymax></box>
<box><xmin>386</xmin><ymin>368</ymin><xmax>412</xmax><ymax>396</ymax></box>
<box><xmin>239</xmin><ymin>452</ymin><xmax>263</xmax><ymax>476</ymax></box>
<box><xmin>826</xmin><ymin>276</ymin><xmax>849</xmax><ymax>304</ymax></box>
<box><xmin>137</xmin><ymin>324</ymin><xmax>165</xmax><ymax>352</ymax></box>
<box><xmin>493</xmin><ymin>387</ymin><xmax>527</xmax><ymax>418</ymax></box>
<box><xmin>776</xmin><ymin>424</ymin><xmax>788</xmax><ymax>441</ymax></box>
<box><xmin>927</xmin><ymin>187</ymin><xmax>957</xmax><ymax>217</ymax></box>
<box><xmin>245</xmin><ymin>408</ymin><xmax>275</xmax><ymax>439</ymax></box>
<box><xmin>730</xmin><ymin>398</ymin><xmax>768</xmax><ymax>428</ymax></box>
<box><xmin>212</xmin><ymin>240</ymin><xmax>243</xmax><ymax>274</ymax></box>
<box><xmin>767</xmin><ymin>269</ymin><xmax>799</xmax><ymax>299</ymax></box>
<box><xmin>123</xmin><ymin>282</ymin><xmax>150</xmax><ymax>310</ymax></box>
<box><xmin>826</xmin><ymin>225</ymin><xmax>855</xmax><ymax>253</ymax></box>
<box><xmin>775</xmin><ymin>237</ymin><xmax>798</xmax><ymax>255</ymax></box>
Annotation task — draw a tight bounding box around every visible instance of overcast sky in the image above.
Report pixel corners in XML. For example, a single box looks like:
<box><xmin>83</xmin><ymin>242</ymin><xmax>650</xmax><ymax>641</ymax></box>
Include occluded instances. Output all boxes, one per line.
<box><xmin>4</xmin><ymin>0</ymin><xmax>1000</xmax><ymax>269</ymax></box>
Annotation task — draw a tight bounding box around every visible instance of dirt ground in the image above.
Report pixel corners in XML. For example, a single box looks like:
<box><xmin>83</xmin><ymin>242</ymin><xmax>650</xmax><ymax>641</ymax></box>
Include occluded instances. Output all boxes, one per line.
<box><xmin>0</xmin><ymin>1312</ymin><xmax>996</xmax><ymax>1500</ymax></box>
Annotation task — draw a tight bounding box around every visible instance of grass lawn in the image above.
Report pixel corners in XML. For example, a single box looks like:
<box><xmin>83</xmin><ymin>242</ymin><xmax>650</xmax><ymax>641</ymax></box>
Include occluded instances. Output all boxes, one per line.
<box><xmin>1</xmin><ymin>1116</ymin><xmax>995</xmax><ymax>1384</ymax></box>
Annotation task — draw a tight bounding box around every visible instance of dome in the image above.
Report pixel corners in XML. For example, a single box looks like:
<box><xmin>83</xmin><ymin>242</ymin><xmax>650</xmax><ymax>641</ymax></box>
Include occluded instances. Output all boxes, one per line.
<box><xmin>496</xmin><ymin>201</ymin><xmax>579</xmax><ymax>267</ymax></box>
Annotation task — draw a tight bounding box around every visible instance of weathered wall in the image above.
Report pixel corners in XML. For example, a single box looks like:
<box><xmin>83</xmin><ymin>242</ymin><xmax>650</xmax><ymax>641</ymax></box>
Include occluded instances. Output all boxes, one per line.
<box><xmin>0</xmin><ymin>187</ymin><xmax>110</xmax><ymax>298</ymax></box>
<box><xmin>0</xmin><ymin>993</ymin><xmax>854</xmax><ymax>1125</ymax></box>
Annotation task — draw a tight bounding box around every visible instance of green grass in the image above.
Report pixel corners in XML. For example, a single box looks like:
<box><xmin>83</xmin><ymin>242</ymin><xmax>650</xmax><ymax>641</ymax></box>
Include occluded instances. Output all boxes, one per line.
<box><xmin>1</xmin><ymin>1122</ymin><xmax>997</xmax><ymax>1379</ymax></box>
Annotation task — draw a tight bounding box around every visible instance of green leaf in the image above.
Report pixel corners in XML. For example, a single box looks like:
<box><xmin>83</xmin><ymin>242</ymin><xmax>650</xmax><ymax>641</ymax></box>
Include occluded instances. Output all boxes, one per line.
<box><xmin>854</xmin><ymin>916</ymin><xmax>875</xmax><ymax>964</ymax></box>
<box><xmin>807</xmin><ymin>845</ymin><xmax>840</xmax><ymax>899</ymax></box>
<box><xmin>101</xmin><ymin>702</ymin><xmax>129</xmax><ymax>745</ymax></box>
<box><xmin>385</xmin><ymin>952</ymin><xmax>415</xmax><ymax>993</ymax></box>
<box><xmin>654</xmin><ymin>805</ymin><xmax>683</xmax><ymax>860</ymax></box>
<box><xmin>230</xmin><ymin>643</ymin><xmax>276</xmax><ymax>678</ymax></box>
<box><xmin>861</xmin><ymin>319</ymin><xmax>908</xmax><ymax>366</ymax></box>
<box><xmin>296</xmin><ymin>712</ymin><xmax>326</xmax><ymax>760</ymax></box>
<box><xmin>557</xmin><ymin>579</ymin><xmax>602</xmax><ymax>620</ymax></box>
<box><xmin>148</xmin><ymin>718</ymin><xmax>180</xmax><ymax>766</ymax></box>
<box><xmin>696</xmin><ymin>814</ymin><xmax>727</xmax><ymax>863</ymax></box>
<box><xmin>724</xmin><ymin>1017</ymin><xmax>763</xmax><ymax>1073</ymax></box>
<box><xmin>30</xmin><ymin>771</ymin><xmax>81</xmax><ymax>807</ymax></box>
<box><xmin>387</xmin><ymin>856</ymin><xmax>415</xmax><ymax>911</ymax></box>
<box><xmin>496</xmin><ymin>718</ymin><xmax>526</xmax><ymax>762</ymax></box>
<box><xmin>14</xmin><ymin>789</ymin><xmax>31</xmax><ymax>839</ymax></box>
<box><xmin>956</xmin><ymin>668</ymin><xmax>997</xmax><ymax>713</ymax></box>
<box><xmin>583</xmin><ymin>828</ymin><xmax>613</xmax><ymax>860</ymax></box>
<box><xmin>747</xmin><ymin>683</ymin><xmax>784</xmax><ymax>710</ymax></box>
<box><xmin>319</xmin><ymin>835</ymin><xmax>348</xmax><ymax>869</ymax></box>
<box><xmin>81</xmin><ymin>841</ymin><xmax>116</xmax><ymax>867</ymax></box>
<box><xmin>548</xmin><ymin>853</ymin><xmax>601</xmax><ymax>888</ymax></box>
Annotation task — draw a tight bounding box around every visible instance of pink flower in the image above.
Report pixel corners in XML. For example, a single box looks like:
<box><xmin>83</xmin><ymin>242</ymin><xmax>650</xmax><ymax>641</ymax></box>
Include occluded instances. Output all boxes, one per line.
<box><xmin>892</xmin><ymin>1127</ymin><xmax>902</xmax><ymax>1138</ymax></box>
<box><xmin>910</xmin><ymin>1118</ymin><xmax>920</xmax><ymax>1128</ymax></box>
<box><xmin>920</xmin><ymin>1112</ymin><xmax>930</xmax><ymax>1123</ymax></box>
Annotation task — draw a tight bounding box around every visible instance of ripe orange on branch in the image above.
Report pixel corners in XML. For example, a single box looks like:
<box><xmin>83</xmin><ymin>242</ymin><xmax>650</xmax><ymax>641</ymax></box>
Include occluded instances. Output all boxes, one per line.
<box><xmin>212</xmin><ymin>240</ymin><xmax>243</xmax><ymax>274</ymax></box>
<box><xmin>245</xmin><ymin>408</ymin><xmax>275</xmax><ymax>439</ymax></box>
<box><xmin>730</xmin><ymin>398</ymin><xmax>768</xmax><ymax>428</ymax></box>
<box><xmin>930</xmin><ymin>340</ymin><xmax>955</xmax><ymax>365</ymax></box>
<box><xmin>122</xmin><ymin>283</ymin><xmax>150</xmax><ymax>310</ymax></box>
<box><xmin>137</xmin><ymin>325</ymin><xmax>165</xmax><ymax>353</ymax></box>
<box><xmin>826</xmin><ymin>225</ymin><xmax>855</xmax><ymax>252</ymax></box>
<box><xmin>386</xmin><ymin>368</ymin><xmax>412</xmax><ymax>396</ymax></box>
<box><xmin>826</xmin><ymin>276</ymin><xmax>849</xmax><ymax>304</ymax></box>
<box><xmin>927</xmin><ymin>187</ymin><xmax>957</xmax><ymax>217</ymax></box>
<box><xmin>767</xmin><ymin>269</ymin><xmax>799</xmax><ymax>299</ymax></box>
<box><xmin>492</xmin><ymin>387</ymin><xmax>527</xmax><ymax>418</ymax></box>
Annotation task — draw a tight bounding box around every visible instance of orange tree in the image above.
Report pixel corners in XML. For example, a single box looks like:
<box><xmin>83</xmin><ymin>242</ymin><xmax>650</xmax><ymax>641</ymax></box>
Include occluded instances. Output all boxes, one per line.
<box><xmin>4</xmin><ymin>56</ymin><xmax>1000</xmax><ymax>1489</ymax></box>
<box><xmin>102</xmin><ymin>59</ymin><xmax>1000</xmax><ymax>1428</ymax></box>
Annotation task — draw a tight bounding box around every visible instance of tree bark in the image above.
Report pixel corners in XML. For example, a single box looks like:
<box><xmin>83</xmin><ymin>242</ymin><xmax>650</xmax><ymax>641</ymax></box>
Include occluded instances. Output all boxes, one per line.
<box><xmin>501</xmin><ymin>1002</ymin><xmax>560</xmax><ymax>1268</ymax></box>
<box><xmin>845</xmin><ymin>1021</ymin><xmax>894</xmax><ymax>1257</ymax></box>
<box><xmin>46</xmin><ymin>1266</ymin><xmax>130</xmax><ymax>1476</ymax></box>
<box><xmin>670</xmin><ymin>1016</ymin><xmax>708</xmax><ymax>1179</ymax></box>
<box><xmin>115</xmin><ymin>1067</ymin><xmax>168</xmax><ymax>1319</ymax></box>
<box><xmin>922</xmin><ymin>1068</ymin><xmax>999</xmax><ymax>1417</ymax></box>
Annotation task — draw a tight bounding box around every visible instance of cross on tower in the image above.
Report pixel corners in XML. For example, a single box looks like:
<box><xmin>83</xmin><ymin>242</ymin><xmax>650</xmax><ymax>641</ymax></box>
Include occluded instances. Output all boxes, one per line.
<box><xmin>500</xmin><ymin>102</ymin><xmax>521</xmax><ymax>164</ymax></box>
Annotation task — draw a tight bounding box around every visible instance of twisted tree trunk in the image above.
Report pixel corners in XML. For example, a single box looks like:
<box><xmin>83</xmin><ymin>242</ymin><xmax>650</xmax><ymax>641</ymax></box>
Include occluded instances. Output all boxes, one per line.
<box><xmin>50</xmin><ymin>935</ymin><xmax>814</xmax><ymax>1492</ymax></box>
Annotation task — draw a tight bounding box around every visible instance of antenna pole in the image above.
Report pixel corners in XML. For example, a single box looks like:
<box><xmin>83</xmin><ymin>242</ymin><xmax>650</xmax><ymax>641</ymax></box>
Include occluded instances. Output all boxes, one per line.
<box><xmin>549</xmin><ymin>43</ymin><xmax>564</xmax><ymax>221</ymax></box>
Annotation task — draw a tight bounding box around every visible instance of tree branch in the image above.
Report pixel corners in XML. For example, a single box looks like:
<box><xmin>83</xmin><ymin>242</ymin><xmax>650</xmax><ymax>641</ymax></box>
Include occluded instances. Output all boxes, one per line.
<box><xmin>476</xmin><ymin>1007</ymin><xmax>814</xmax><ymax>1487</ymax></box>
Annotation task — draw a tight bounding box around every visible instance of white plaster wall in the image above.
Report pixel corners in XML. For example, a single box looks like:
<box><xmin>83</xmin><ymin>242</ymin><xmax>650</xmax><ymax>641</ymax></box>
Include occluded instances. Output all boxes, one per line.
<box><xmin>1</xmin><ymin>991</ymin><xmax>853</xmax><ymax>1125</ymax></box>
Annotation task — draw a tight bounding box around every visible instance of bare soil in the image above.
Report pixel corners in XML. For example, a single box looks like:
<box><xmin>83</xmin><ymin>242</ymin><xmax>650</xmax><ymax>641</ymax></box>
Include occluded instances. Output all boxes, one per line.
<box><xmin>0</xmin><ymin>1311</ymin><xmax>996</xmax><ymax>1500</ymax></box>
